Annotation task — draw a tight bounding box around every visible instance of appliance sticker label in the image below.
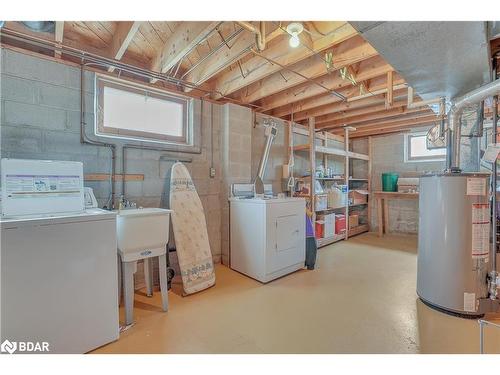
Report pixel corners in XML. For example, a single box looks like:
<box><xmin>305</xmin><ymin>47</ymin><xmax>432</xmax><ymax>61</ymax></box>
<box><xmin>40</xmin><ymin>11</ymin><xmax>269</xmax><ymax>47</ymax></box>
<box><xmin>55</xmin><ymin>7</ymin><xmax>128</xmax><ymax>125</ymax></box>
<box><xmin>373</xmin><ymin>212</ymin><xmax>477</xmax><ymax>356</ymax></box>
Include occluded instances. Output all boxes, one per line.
<box><xmin>472</xmin><ymin>203</ymin><xmax>489</xmax><ymax>224</ymax></box>
<box><xmin>5</xmin><ymin>174</ymin><xmax>81</xmax><ymax>198</ymax></box>
<box><xmin>471</xmin><ymin>203</ymin><xmax>490</xmax><ymax>259</ymax></box>
<box><xmin>463</xmin><ymin>292</ymin><xmax>476</xmax><ymax>312</ymax></box>
<box><xmin>466</xmin><ymin>178</ymin><xmax>487</xmax><ymax>196</ymax></box>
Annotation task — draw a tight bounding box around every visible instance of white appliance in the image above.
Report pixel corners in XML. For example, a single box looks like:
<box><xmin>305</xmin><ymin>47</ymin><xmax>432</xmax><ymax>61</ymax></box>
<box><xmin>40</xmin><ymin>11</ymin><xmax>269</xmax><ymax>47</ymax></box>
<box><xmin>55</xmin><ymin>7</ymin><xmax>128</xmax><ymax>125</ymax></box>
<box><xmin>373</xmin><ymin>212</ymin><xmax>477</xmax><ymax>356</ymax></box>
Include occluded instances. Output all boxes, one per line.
<box><xmin>0</xmin><ymin>159</ymin><xmax>119</xmax><ymax>353</ymax></box>
<box><xmin>230</xmin><ymin>197</ymin><xmax>306</xmax><ymax>283</ymax></box>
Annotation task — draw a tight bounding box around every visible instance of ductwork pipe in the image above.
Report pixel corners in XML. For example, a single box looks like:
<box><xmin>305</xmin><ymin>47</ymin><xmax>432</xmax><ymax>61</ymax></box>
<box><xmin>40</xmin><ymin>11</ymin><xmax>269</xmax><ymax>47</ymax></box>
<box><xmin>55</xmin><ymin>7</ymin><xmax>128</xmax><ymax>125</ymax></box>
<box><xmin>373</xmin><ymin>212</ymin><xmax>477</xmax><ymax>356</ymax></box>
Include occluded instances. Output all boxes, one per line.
<box><xmin>254</xmin><ymin>119</ymin><xmax>277</xmax><ymax>195</ymax></box>
<box><xmin>449</xmin><ymin>79</ymin><xmax>500</xmax><ymax>171</ymax></box>
<box><xmin>236</xmin><ymin>21</ymin><xmax>266</xmax><ymax>51</ymax></box>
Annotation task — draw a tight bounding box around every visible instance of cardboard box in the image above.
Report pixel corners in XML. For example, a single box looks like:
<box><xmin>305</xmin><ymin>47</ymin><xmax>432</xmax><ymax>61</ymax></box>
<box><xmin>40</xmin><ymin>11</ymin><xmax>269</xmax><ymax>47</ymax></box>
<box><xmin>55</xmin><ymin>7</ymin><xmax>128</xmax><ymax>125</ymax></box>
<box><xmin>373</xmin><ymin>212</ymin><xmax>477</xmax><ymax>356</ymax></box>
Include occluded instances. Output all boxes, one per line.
<box><xmin>349</xmin><ymin>189</ymin><xmax>369</xmax><ymax>205</ymax></box>
<box><xmin>349</xmin><ymin>214</ymin><xmax>359</xmax><ymax>229</ymax></box>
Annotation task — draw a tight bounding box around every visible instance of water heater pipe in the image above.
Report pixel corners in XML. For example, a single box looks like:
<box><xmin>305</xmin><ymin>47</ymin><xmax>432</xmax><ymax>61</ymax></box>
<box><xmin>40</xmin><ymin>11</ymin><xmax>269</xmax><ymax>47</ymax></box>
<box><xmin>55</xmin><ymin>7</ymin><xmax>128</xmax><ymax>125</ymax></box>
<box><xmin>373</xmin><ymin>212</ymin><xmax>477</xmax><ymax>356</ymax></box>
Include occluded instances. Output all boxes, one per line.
<box><xmin>449</xmin><ymin>79</ymin><xmax>500</xmax><ymax>171</ymax></box>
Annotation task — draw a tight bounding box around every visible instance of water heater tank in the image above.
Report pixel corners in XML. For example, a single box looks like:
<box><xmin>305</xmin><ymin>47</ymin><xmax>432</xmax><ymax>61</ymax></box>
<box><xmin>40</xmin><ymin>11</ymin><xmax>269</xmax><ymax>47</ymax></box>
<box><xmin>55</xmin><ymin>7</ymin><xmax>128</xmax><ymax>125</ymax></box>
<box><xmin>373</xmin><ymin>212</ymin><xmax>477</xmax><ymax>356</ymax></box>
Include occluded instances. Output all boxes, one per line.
<box><xmin>417</xmin><ymin>172</ymin><xmax>490</xmax><ymax>317</ymax></box>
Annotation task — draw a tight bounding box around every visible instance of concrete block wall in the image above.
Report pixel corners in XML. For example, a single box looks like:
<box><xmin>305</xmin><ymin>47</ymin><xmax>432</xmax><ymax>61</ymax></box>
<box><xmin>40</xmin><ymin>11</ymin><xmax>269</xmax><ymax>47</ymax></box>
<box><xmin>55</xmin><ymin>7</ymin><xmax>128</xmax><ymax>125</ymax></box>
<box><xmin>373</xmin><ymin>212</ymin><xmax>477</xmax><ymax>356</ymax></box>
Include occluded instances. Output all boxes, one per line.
<box><xmin>220</xmin><ymin>103</ymin><xmax>253</xmax><ymax>265</ymax></box>
<box><xmin>0</xmin><ymin>47</ymin><xmax>223</xmax><ymax>288</ymax></box>
<box><xmin>353</xmin><ymin>128</ymin><xmax>445</xmax><ymax>234</ymax></box>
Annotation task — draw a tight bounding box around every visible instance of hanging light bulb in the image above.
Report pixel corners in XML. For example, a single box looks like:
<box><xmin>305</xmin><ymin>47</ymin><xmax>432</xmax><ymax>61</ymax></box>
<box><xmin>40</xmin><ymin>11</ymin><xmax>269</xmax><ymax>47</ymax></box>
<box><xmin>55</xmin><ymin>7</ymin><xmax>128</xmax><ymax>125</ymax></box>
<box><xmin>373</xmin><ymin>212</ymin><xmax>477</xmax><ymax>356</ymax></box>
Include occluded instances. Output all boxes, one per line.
<box><xmin>289</xmin><ymin>32</ymin><xmax>300</xmax><ymax>48</ymax></box>
<box><xmin>286</xmin><ymin>23</ymin><xmax>304</xmax><ymax>49</ymax></box>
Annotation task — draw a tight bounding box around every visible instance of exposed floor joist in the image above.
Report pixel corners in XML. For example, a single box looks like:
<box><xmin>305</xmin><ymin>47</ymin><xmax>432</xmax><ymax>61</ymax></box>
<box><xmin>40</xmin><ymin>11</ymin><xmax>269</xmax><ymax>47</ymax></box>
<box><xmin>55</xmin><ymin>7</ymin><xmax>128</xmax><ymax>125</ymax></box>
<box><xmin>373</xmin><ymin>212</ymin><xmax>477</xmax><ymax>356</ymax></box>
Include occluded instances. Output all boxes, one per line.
<box><xmin>150</xmin><ymin>21</ymin><xmax>221</xmax><ymax>83</ymax></box>
<box><xmin>107</xmin><ymin>21</ymin><xmax>142</xmax><ymax>73</ymax></box>
<box><xmin>54</xmin><ymin>21</ymin><xmax>64</xmax><ymax>58</ymax></box>
<box><xmin>210</xmin><ymin>22</ymin><xmax>358</xmax><ymax>100</ymax></box>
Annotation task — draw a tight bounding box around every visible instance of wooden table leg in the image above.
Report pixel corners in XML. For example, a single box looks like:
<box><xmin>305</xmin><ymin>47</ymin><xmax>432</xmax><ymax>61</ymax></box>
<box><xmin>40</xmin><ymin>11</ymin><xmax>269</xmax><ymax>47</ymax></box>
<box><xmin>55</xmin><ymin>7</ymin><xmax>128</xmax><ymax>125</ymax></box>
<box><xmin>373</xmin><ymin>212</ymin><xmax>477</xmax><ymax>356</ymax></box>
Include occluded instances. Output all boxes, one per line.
<box><xmin>377</xmin><ymin>197</ymin><xmax>383</xmax><ymax>237</ymax></box>
<box><xmin>383</xmin><ymin>199</ymin><xmax>389</xmax><ymax>235</ymax></box>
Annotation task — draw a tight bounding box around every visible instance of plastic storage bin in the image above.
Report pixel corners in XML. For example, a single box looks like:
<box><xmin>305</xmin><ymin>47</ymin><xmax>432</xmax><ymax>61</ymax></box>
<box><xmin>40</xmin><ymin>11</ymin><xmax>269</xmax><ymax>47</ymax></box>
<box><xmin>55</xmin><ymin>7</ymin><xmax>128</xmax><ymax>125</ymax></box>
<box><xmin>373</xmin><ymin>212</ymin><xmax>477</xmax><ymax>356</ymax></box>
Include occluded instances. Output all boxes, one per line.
<box><xmin>382</xmin><ymin>173</ymin><xmax>399</xmax><ymax>192</ymax></box>
<box><xmin>335</xmin><ymin>214</ymin><xmax>346</xmax><ymax>234</ymax></box>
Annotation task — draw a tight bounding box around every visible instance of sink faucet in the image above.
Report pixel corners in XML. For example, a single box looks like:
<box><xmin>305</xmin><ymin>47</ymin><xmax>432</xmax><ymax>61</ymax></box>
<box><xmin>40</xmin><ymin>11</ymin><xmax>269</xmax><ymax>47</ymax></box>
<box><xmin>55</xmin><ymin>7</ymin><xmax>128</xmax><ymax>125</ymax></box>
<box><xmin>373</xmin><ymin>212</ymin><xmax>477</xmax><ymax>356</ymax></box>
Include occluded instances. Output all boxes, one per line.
<box><xmin>119</xmin><ymin>195</ymin><xmax>137</xmax><ymax>210</ymax></box>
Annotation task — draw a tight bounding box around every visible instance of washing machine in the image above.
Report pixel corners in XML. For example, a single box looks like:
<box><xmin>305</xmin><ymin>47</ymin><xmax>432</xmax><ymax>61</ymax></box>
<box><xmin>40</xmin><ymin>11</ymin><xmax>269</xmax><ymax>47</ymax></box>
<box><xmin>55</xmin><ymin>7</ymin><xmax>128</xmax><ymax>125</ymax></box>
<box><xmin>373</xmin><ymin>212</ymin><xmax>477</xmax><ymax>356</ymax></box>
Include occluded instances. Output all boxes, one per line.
<box><xmin>0</xmin><ymin>159</ymin><xmax>119</xmax><ymax>353</ymax></box>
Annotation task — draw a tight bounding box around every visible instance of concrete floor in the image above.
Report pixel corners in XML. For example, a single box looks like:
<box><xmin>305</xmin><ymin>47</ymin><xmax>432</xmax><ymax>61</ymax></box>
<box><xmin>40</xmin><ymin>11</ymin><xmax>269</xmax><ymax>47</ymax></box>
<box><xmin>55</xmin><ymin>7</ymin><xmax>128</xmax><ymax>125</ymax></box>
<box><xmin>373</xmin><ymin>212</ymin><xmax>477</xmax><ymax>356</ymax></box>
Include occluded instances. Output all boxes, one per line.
<box><xmin>93</xmin><ymin>233</ymin><xmax>500</xmax><ymax>354</ymax></box>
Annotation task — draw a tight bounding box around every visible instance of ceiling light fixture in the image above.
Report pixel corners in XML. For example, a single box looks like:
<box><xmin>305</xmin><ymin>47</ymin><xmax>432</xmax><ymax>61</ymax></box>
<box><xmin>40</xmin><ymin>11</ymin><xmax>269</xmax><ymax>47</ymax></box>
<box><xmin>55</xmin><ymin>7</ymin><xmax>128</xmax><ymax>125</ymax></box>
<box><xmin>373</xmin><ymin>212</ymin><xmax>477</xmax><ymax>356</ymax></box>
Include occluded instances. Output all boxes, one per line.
<box><xmin>286</xmin><ymin>22</ymin><xmax>304</xmax><ymax>48</ymax></box>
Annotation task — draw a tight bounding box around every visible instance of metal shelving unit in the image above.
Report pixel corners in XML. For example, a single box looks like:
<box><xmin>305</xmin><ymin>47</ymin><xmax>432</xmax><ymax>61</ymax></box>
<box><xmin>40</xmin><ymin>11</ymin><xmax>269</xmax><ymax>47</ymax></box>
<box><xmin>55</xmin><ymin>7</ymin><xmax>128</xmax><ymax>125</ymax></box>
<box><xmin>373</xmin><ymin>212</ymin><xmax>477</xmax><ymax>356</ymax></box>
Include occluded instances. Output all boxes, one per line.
<box><xmin>288</xmin><ymin>119</ymin><xmax>372</xmax><ymax>247</ymax></box>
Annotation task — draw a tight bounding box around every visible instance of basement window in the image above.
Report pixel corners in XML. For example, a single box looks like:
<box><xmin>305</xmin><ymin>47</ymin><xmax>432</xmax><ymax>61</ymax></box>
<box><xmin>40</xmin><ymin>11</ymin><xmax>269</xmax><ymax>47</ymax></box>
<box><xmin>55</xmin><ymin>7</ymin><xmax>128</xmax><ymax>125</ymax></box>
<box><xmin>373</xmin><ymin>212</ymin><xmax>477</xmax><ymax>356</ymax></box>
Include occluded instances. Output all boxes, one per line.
<box><xmin>404</xmin><ymin>131</ymin><xmax>446</xmax><ymax>162</ymax></box>
<box><xmin>95</xmin><ymin>75</ymin><xmax>193</xmax><ymax>145</ymax></box>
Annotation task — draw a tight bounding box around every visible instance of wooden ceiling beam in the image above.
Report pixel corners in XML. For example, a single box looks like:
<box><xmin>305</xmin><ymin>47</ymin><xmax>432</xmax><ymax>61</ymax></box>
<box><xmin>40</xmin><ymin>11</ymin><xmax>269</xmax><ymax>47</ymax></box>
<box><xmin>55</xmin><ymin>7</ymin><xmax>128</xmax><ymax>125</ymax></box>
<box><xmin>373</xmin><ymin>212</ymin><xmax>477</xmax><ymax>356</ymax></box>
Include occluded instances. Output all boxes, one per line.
<box><xmin>107</xmin><ymin>21</ymin><xmax>142</xmax><ymax>73</ymax></box>
<box><xmin>259</xmin><ymin>57</ymin><xmax>391</xmax><ymax>113</ymax></box>
<box><xmin>211</xmin><ymin>22</ymin><xmax>358</xmax><ymax>100</ymax></box>
<box><xmin>385</xmin><ymin>70</ymin><xmax>394</xmax><ymax>108</ymax></box>
<box><xmin>348</xmin><ymin>122</ymin><xmax>436</xmax><ymax>138</ymax></box>
<box><xmin>285</xmin><ymin>88</ymin><xmax>409</xmax><ymax>122</ymax></box>
<box><xmin>150</xmin><ymin>21</ymin><xmax>220</xmax><ymax>83</ymax></box>
<box><xmin>317</xmin><ymin>106</ymin><xmax>430</xmax><ymax>130</ymax></box>
<box><xmin>272</xmin><ymin>77</ymin><xmax>406</xmax><ymax>120</ymax></box>
<box><xmin>54</xmin><ymin>21</ymin><xmax>64</xmax><ymax>58</ymax></box>
<box><xmin>237</xmin><ymin>37</ymin><xmax>379</xmax><ymax>106</ymax></box>
<box><xmin>184</xmin><ymin>22</ymin><xmax>283</xmax><ymax>90</ymax></box>
<box><xmin>314</xmin><ymin>99</ymin><xmax>411</xmax><ymax>125</ymax></box>
<box><xmin>330</xmin><ymin>114</ymin><xmax>439</xmax><ymax>136</ymax></box>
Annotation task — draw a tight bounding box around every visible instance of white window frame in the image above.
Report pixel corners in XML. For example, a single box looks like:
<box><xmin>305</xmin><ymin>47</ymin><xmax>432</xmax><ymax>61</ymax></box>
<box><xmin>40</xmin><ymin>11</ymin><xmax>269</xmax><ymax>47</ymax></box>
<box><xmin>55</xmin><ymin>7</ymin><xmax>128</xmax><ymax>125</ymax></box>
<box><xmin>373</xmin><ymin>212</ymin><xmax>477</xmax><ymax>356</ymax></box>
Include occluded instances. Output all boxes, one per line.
<box><xmin>404</xmin><ymin>131</ymin><xmax>446</xmax><ymax>163</ymax></box>
<box><xmin>94</xmin><ymin>74</ymin><xmax>194</xmax><ymax>146</ymax></box>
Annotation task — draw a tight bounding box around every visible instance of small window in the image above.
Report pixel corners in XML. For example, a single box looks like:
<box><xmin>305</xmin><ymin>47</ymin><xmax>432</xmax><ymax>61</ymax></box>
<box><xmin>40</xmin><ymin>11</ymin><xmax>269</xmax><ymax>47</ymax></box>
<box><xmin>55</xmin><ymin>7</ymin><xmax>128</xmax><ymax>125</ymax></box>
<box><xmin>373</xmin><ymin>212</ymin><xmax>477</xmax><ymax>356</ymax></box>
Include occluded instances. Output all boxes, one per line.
<box><xmin>95</xmin><ymin>75</ymin><xmax>192</xmax><ymax>145</ymax></box>
<box><xmin>404</xmin><ymin>131</ymin><xmax>446</xmax><ymax>162</ymax></box>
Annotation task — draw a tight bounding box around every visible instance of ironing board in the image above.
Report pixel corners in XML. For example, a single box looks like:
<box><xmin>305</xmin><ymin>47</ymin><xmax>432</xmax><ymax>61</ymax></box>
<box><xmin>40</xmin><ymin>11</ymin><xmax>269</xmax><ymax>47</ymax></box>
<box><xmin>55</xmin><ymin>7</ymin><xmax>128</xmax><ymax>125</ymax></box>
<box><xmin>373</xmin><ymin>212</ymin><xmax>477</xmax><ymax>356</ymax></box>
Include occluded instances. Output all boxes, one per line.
<box><xmin>169</xmin><ymin>162</ymin><xmax>215</xmax><ymax>295</ymax></box>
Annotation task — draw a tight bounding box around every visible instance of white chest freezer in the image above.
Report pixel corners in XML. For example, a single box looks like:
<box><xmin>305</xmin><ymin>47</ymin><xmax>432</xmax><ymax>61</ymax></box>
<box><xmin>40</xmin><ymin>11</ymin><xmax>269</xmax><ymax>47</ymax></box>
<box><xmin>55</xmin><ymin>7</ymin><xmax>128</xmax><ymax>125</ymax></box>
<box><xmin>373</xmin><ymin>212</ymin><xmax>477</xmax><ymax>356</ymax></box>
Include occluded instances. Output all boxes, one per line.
<box><xmin>229</xmin><ymin>197</ymin><xmax>306</xmax><ymax>283</ymax></box>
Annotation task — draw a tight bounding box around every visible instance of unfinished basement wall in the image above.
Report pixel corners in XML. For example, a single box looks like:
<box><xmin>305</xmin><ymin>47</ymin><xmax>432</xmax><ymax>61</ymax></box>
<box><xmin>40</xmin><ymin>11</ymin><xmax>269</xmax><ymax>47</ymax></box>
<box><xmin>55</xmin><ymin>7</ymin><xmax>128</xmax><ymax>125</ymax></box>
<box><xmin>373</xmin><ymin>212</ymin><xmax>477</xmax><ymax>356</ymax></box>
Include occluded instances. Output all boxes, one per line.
<box><xmin>353</xmin><ymin>127</ymin><xmax>445</xmax><ymax>234</ymax></box>
<box><xmin>0</xmin><ymin>47</ymin><xmax>223</xmax><ymax>283</ymax></box>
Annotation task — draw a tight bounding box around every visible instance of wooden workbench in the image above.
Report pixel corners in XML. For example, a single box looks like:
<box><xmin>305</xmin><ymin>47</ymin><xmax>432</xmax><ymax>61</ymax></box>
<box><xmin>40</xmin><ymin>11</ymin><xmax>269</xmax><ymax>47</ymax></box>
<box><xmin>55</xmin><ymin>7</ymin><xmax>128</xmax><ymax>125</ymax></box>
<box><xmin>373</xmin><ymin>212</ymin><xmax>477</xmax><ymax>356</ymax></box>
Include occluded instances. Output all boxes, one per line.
<box><xmin>373</xmin><ymin>191</ymin><xmax>419</xmax><ymax>237</ymax></box>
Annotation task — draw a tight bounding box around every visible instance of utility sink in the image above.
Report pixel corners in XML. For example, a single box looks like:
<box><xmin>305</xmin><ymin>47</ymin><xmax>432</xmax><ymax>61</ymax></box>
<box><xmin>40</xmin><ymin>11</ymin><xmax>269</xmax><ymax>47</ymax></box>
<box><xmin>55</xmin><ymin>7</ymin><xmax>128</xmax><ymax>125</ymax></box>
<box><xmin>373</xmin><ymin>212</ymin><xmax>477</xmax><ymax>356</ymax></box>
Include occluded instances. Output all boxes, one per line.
<box><xmin>116</xmin><ymin>208</ymin><xmax>172</xmax><ymax>261</ymax></box>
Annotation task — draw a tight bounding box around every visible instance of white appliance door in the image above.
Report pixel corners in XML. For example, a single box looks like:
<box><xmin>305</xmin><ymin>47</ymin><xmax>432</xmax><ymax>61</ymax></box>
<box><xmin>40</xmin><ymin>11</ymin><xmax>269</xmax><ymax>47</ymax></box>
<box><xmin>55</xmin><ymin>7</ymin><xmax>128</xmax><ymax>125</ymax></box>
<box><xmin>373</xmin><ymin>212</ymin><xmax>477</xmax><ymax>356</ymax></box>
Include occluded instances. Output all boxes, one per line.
<box><xmin>266</xmin><ymin>202</ymin><xmax>305</xmax><ymax>275</ymax></box>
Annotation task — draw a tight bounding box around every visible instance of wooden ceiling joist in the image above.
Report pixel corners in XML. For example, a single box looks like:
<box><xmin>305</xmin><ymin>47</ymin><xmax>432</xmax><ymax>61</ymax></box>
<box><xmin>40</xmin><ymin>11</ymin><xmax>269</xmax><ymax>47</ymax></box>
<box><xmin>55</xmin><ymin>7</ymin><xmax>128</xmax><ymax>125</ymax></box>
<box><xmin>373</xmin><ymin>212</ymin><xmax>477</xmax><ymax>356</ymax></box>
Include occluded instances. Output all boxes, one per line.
<box><xmin>314</xmin><ymin>99</ymin><xmax>410</xmax><ymax>125</ymax></box>
<box><xmin>257</xmin><ymin>55</ymin><xmax>389</xmax><ymax>112</ymax></box>
<box><xmin>211</xmin><ymin>22</ymin><xmax>358</xmax><ymax>100</ymax></box>
<box><xmin>317</xmin><ymin>106</ymin><xmax>431</xmax><ymax>130</ymax></box>
<box><xmin>54</xmin><ymin>21</ymin><xmax>64</xmax><ymax>58</ymax></box>
<box><xmin>385</xmin><ymin>70</ymin><xmax>394</xmax><ymax>108</ymax></box>
<box><xmin>330</xmin><ymin>114</ymin><xmax>439</xmax><ymax>136</ymax></box>
<box><xmin>238</xmin><ymin>36</ymin><xmax>380</xmax><ymax>105</ymax></box>
<box><xmin>183</xmin><ymin>22</ymin><xmax>283</xmax><ymax>90</ymax></box>
<box><xmin>348</xmin><ymin>121</ymin><xmax>438</xmax><ymax>138</ymax></box>
<box><xmin>272</xmin><ymin>78</ymin><xmax>406</xmax><ymax>120</ymax></box>
<box><xmin>150</xmin><ymin>21</ymin><xmax>221</xmax><ymax>83</ymax></box>
<box><xmin>289</xmin><ymin>88</ymin><xmax>409</xmax><ymax>122</ymax></box>
<box><xmin>107</xmin><ymin>21</ymin><xmax>142</xmax><ymax>72</ymax></box>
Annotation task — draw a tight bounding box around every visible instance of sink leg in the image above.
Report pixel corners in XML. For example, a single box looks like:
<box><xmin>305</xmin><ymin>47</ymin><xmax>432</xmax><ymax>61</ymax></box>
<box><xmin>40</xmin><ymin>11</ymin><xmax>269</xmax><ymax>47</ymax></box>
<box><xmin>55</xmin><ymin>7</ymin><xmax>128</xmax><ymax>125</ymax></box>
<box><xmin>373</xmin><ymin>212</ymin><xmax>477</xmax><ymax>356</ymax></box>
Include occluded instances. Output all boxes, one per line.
<box><xmin>122</xmin><ymin>260</ymin><xmax>136</xmax><ymax>326</ymax></box>
<box><xmin>144</xmin><ymin>257</ymin><xmax>154</xmax><ymax>297</ymax></box>
<box><xmin>158</xmin><ymin>254</ymin><xmax>169</xmax><ymax>312</ymax></box>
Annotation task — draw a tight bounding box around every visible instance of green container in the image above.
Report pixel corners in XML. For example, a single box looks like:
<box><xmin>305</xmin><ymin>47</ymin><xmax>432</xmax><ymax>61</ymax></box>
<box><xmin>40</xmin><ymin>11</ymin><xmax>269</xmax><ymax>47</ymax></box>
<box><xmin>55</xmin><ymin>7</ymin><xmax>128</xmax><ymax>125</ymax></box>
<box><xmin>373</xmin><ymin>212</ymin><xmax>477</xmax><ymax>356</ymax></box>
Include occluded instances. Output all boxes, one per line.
<box><xmin>381</xmin><ymin>172</ymin><xmax>399</xmax><ymax>192</ymax></box>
